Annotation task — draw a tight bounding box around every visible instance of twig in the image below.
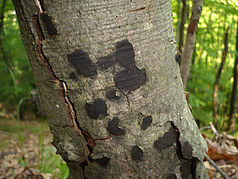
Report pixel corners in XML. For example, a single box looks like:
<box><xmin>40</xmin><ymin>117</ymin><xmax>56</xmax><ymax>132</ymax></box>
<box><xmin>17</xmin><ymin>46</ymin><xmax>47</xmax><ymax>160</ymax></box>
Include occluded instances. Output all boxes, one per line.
<box><xmin>205</xmin><ymin>154</ymin><xmax>230</xmax><ymax>179</ymax></box>
<box><xmin>200</xmin><ymin>126</ymin><xmax>211</xmax><ymax>131</ymax></box>
<box><xmin>210</xmin><ymin>122</ymin><xmax>220</xmax><ymax>139</ymax></box>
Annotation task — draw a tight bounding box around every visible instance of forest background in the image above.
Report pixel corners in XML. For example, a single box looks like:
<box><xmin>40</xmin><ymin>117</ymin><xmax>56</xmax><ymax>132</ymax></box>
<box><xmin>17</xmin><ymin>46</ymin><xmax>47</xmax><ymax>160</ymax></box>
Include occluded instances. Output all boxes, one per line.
<box><xmin>0</xmin><ymin>0</ymin><xmax>237</xmax><ymax>178</ymax></box>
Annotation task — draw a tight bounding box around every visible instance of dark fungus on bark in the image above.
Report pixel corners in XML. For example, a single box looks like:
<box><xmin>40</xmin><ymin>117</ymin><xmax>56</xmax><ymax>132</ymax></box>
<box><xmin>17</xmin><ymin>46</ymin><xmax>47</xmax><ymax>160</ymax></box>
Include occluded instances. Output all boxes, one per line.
<box><xmin>180</xmin><ymin>160</ymin><xmax>192</xmax><ymax>179</ymax></box>
<box><xmin>141</xmin><ymin>115</ymin><xmax>152</xmax><ymax>130</ymax></box>
<box><xmin>182</xmin><ymin>141</ymin><xmax>193</xmax><ymax>159</ymax></box>
<box><xmin>94</xmin><ymin>157</ymin><xmax>110</xmax><ymax>167</ymax></box>
<box><xmin>85</xmin><ymin>99</ymin><xmax>107</xmax><ymax>119</ymax></box>
<box><xmin>97</xmin><ymin>53</ymin><xmax>116</xmax><ymax>70</ymax></box>
<box><xmin>39</xmin><ymin>13</ymin><xmax>57</xmax><ymax>36</ymax></box>
<box><xmin>175</xmin><ymin>53</ymin><xmax>181</xmax><ymax>65</ymax></box>
<box><xmin>154</xmin><ymin>127</ymin><xmax>178</xmax><ymax>150</ymax></box>
<box><xmin>115</xmin><ymin>40</ymin><xmax>135</xmax><ymax>67</ymax></box>
<box><xmin>97</xmin><ymin>39</ymin><xmax>146</xmax><ymax>92</ymax></box>
<box><xmin>114</xmin><ymin>67</ymin><xmax>146</xmax><ymax>91</ymax></box>
<box><xmin>166</xmin><ymin>173</ymin><xmax>177</xmax><ymax>179</ymax></box>
<box><xmin>106</xmin><ymin>89</ymin><xmax>121</xmax><ymax>101</ymax></box>
<box><xmin>131</xmin><ymin>145</ymin><xmax>143</xmax><ymax>161</ymax></box>
<box><xmin>107</xmin><ymin>117</ymin><xmax>125</xmax><ymax>135</ymax></box>
<box><xmin>69</xmin><ymin>72</ymin><xmax>77</xmax><ymax>79</ymax></box>
<box><xmin>67</xmin><ymin>50</ymin><xmax>97</xmax><ymax>77</ymax></box>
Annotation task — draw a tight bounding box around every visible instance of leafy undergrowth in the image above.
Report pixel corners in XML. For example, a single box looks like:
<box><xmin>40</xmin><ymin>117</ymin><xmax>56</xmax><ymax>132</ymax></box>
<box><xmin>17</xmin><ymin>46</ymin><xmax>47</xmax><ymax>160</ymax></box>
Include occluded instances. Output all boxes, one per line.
<box><xmin>0</xmin><ymin>118</ymin><xmax>69</xmax><ymax>179</ymax></box>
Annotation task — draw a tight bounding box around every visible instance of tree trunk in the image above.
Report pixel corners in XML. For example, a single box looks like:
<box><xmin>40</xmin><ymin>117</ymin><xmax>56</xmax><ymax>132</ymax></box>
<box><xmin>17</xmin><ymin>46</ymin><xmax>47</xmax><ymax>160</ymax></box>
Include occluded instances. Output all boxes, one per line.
<box><xmin>228</xmin><ymin>21</ymin><xmax>238</xmax><ymax>132</ymax></box>
<box><xmin>178</xmin><ymin>0</ymin><xmax>188</xmax><ymax>53</ymax></box>
<box><xmin>213</xmin><ymin>27</ymin><xmax>229</xmax><ymax>129</ymax></box>
<box><xmin>12</xmin><ymin>0</ymin><xmax>208</xmax><ymax>178</ymax></box>
<box><xmin>180</xmin><ymin>0</ymin><xmax>203</xmax><ymax>88</ymax></box>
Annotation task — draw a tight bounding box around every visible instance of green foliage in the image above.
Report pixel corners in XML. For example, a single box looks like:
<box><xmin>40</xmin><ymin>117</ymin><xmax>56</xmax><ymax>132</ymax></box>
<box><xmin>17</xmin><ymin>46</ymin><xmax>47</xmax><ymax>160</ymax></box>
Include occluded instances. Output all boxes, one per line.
<box><xmin>0</xmin><ymin>0</ymin><xmax>34</xmax><ymax>106</ymax></box>
<box><xmin>172</xmin><ymin>0</ymin><xmax>237</xmax><ymax>127</ymax></box>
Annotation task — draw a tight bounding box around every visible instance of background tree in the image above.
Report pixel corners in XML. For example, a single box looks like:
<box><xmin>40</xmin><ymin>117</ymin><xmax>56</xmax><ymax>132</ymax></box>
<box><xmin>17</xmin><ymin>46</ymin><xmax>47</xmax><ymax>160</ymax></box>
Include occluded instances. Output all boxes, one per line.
<box><xmin>180</xmin><ymin>0</ymin><xmax>203</xmax><ymax>88</ymax></box>
<box><xmin>213</xmin><ymin>27</ymin><xmax>230</xmax><ymax>129</ymax></box>
<box><xmin>178</xmin><ymin>0</ymin><xmax>237</xmax><ymax>127</ymax></box>
<box><xmin>12</xmin><ymin>0</ymin><xmax>208</xmax><ymax>178</ymax></box>
<box><xmin>228</xmin><ymin>21</ymin><xmax>238</xmax><ymax>132</ymax></box>
<box><xmin>178</xmin><ymin>0</ymin><xmax>188</xmax><ymax>53</ymax></box>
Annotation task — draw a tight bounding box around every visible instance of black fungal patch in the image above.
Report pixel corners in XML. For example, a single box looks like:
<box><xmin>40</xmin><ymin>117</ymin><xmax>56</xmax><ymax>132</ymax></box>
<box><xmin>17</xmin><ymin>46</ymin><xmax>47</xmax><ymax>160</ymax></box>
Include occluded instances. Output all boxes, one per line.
<box><xmin>182</xmin><ymin>141</ymin><xmax>193</xmax><ymax>159</ymax></box>
<box><xmin>131</xmin><ymin>145</ymin><xmax>143</xmax><ymax>161</ymax></box>
<box><xmin>94</xmin><ymin>157</ymin><xmax>110</xmax><ymax>167</ymax></box>
<box><xmin>115</xmin><ymin>40</ymin><xmax>135</xmax><ymax>67</ymax></box>
<box><xmin>154</xmin><ymin>127</ymin><xmax>178</xmax><ymax>150</ymax></box>
<box><xmin>97</xmin><ymin>39</ymin><xmax>146</xmax><ymax>92</ymax></box>
<box><xmin>180</xmin><ymin>160</ymin><xmax>192</xmax><ymax>179</ymax></box>
<box><xmin>85</xmin><ymin>99</ymin><xmax>107</xmax><ymax>119</ymax></box>
<box><xmin>107</xmin><ymin>117</ymin><xmax>125</xmax><ymax>135</ymax></box>
<box><xmin>114</xmin><ymin>67</ymin><xmax>146</xmax><ymax>91</ymax></box>
<box><xmin>141</xmin><ymin>115</ymin><xmax>152</xmax><ymax>130</ymax></box>
<box><xmin>175</xmin><ymin>53</ymin><xmax>181</xmax><ymax>64</ymax></box>
<box><xmin>106</xmin><ymin>89</ymin><xmax>120</xmax><ymax>101</ymax></box>
<box><xmin>40</xmin><ymin>13</ymin><xmax>58</xmax><ymax>36</ymax></box>
<box><xmin>166</xmin><ymin>173</ymin><xmax>177</xmax><ymax>179</ymax></box>
<box><xmin>69</xmin><ymin>72</ymin><xmax>77</xmax><ymax>79</ymax></box>
<box><xmin>68</xmin><ymin>50</ymin><xmax>97</xmax><ymax>77</ymax></box>
<box><xmin>97</xmin><ymin>53</ymin><xmax>116</xmax><ymax>70</ymax></box>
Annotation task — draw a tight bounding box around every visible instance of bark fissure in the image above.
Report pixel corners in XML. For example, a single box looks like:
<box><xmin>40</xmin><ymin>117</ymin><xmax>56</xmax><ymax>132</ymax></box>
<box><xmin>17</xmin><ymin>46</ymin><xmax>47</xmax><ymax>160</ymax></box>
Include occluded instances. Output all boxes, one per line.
<box><xmin>128</xmin><ymin>0</ymin><xmax>152</xmax><ymax>12</ymax></box>
<box><xmin>32</xmin><ymin>1</ymin><xmax>96</xmax><ymax>176</ymax></box>
<box><xmin>128</xmin><ymin>0</ymin><xmax>152</xmax><ymax>21</ymax></box>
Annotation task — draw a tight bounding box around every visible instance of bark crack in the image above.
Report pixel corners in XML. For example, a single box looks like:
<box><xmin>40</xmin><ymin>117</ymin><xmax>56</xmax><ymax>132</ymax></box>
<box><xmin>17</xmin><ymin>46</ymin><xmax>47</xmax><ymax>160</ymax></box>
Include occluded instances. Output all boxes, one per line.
<box><xmin>95</xmin><ymin>135</ymin><xmax>112</xmax><ymax>142</ymax></box>
<box><xmin>32</xmin><ymin>1</ymin><xmax>95</xmax><ymax>177</ymax></box>
<box><xmin>119</xmin><ymin>88</ymin><xmax>131</xmax><ymax>106</ymax></box>
<box><xmin>128</xmin><ymin>0</ymin><xmax>152</xmax><ymax>12</ymax></box>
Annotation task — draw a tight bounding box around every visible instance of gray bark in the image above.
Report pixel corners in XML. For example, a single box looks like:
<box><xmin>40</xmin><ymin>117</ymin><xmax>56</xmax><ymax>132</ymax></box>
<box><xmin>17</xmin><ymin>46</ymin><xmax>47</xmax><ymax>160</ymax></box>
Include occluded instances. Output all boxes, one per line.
<box><xmin>180</xmin><ymin>0</ymin><xmax>203</xmax><ymax>88</ymax></box>
<box><xmin>12</xmin><ymin>0</ymin><xmax>208</xmax><ymax>178</ymax></box>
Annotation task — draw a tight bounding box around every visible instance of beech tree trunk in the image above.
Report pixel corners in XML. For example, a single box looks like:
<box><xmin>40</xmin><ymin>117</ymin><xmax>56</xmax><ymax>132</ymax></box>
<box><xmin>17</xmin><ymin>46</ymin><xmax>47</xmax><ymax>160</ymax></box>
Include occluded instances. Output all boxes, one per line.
<box><xmin>213</xmin><ymin>27</ymin><xmax>229</xmax><ymax>129</ymax></box>
<box><xmin>12</xmin><ymin>0</ymin><xmax>208</xmax><ymax>178</ymax></box>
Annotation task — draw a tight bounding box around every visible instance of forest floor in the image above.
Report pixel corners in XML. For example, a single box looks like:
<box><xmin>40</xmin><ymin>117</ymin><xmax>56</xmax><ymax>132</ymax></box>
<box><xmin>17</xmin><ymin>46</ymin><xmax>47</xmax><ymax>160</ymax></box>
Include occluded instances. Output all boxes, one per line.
<box><xmin>0</xmin><ymin>118</ymin><xmax>237</xmax><ymax>179</ymax></box>
<box><xmin>0</xmin><ymin>119</ymin><xmax>68</xmax><ymax>179</ymax></box>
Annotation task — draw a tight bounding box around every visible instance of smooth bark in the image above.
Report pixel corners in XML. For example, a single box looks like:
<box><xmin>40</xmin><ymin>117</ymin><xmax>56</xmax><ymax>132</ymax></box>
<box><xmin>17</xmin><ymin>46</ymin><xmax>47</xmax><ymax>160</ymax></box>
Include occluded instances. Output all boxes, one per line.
<box><xmin>213</xmin><ymin>27</ymin><xmax>229</xmax><ymax>129</ymax></box>
<box><xmin>12</xmin><ymin>0</ymin><xmax>208</xmax><ymax>178</ymax></box>
<box><xmin>180</xmin><ymin>0</ymin><xmax>203</xmax><ymax>88</ymax></box>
